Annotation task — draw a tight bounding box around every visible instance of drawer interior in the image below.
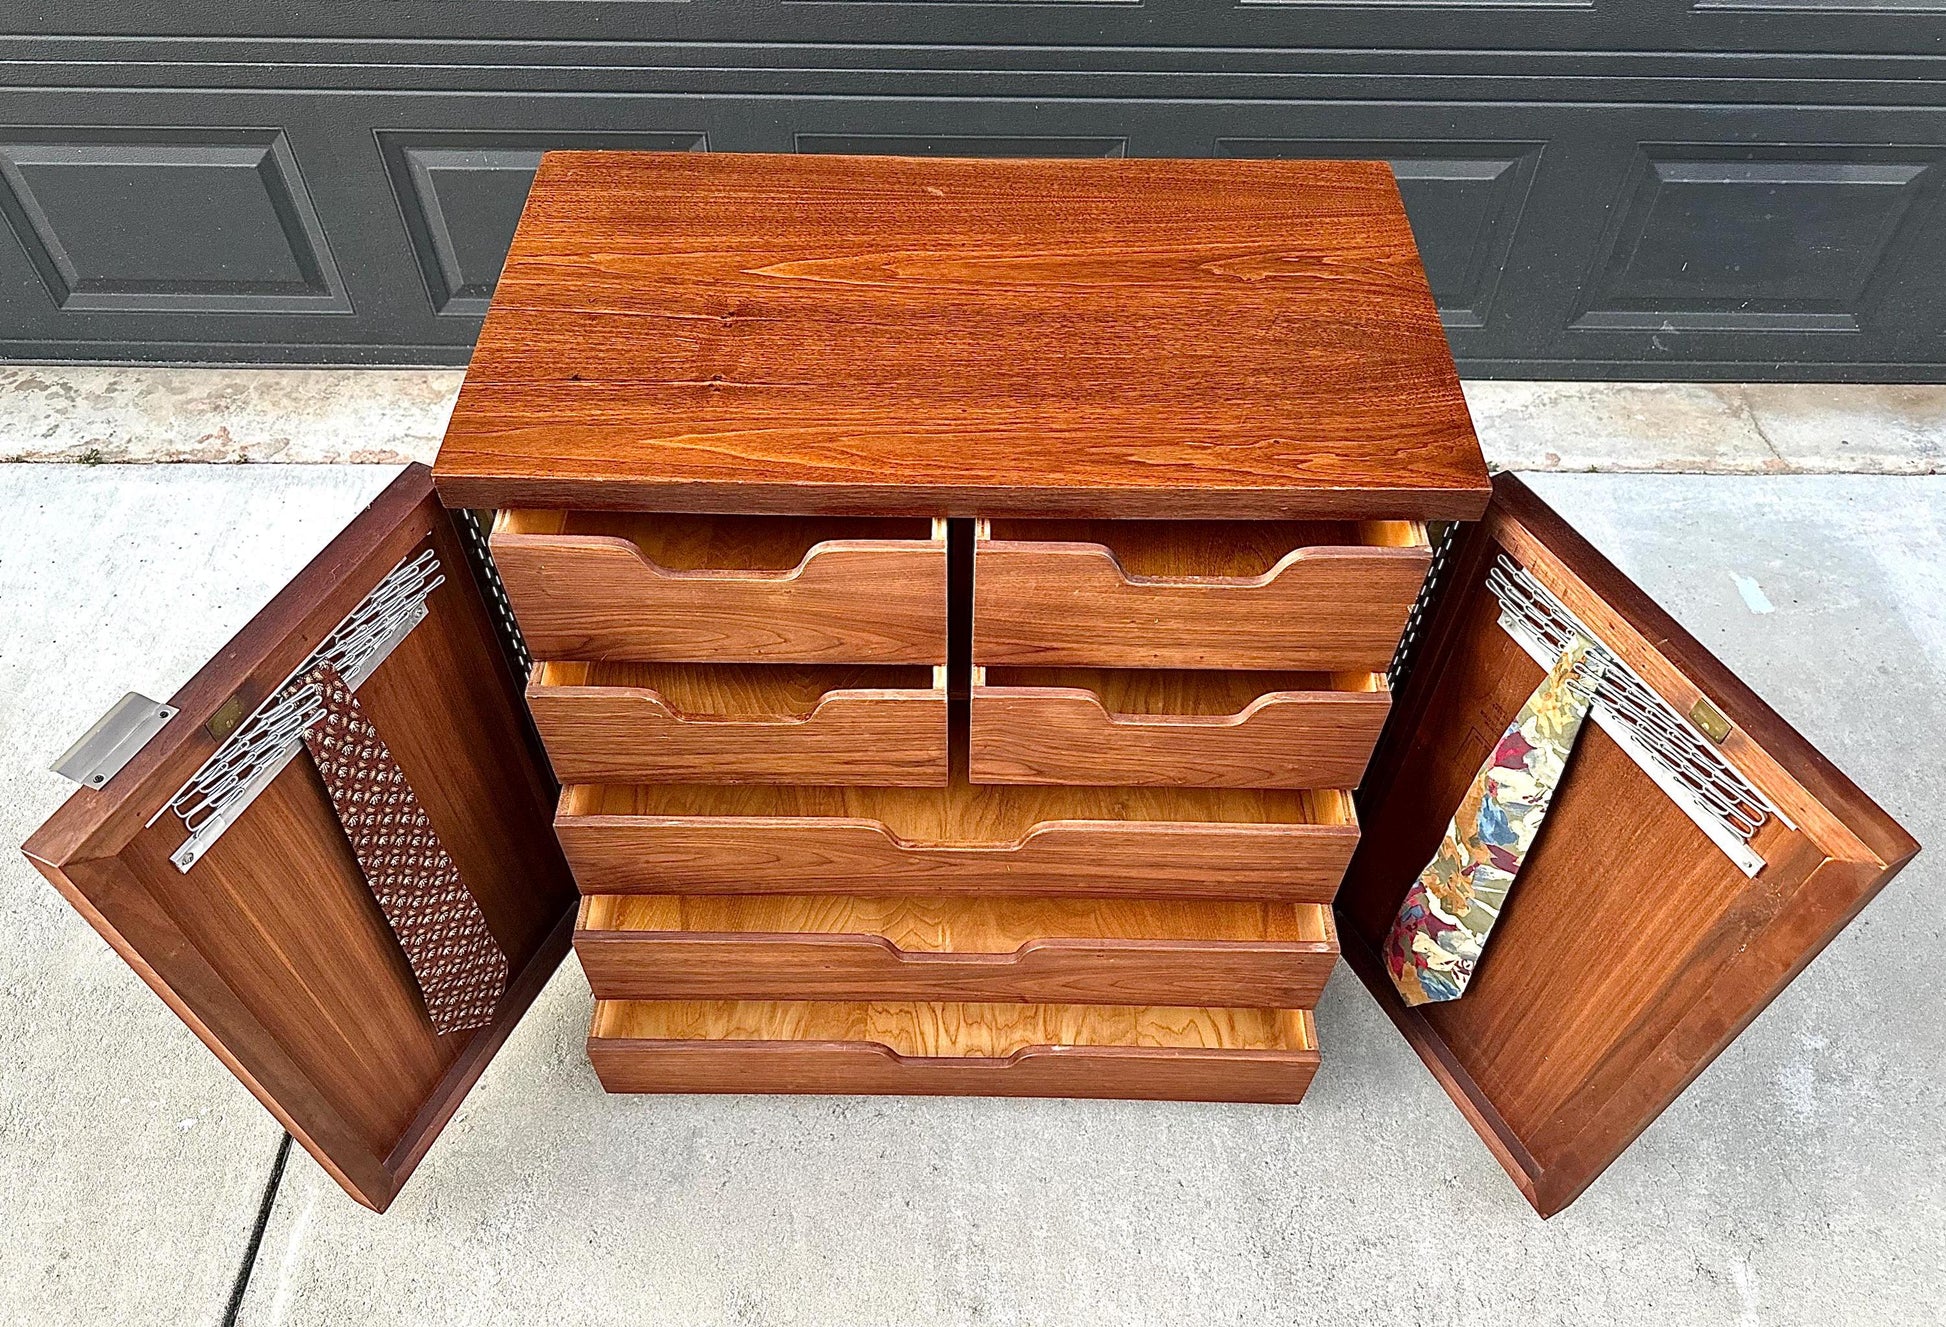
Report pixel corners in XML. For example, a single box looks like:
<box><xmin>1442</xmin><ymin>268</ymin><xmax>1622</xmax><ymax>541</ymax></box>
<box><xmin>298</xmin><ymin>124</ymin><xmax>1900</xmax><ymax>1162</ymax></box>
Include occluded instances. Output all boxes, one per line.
<box><xmin>983</xmin><ymin>518</ymin><xmax>1427</xmax><ymax>578</ymax></box>
<box><xmin>560</xmin><ymin>748</ymin><xmax>1354</xmax><ymax>838</ymax></box>
<box><xmin>590</xmin><ymin>999</ymin><xmax>1317</xmax><ymax>1056</ymax></box>
<box><xmin>978</xmin><ymin>667</ymin><xmax>1385</xmax><ymax>714</ymax></box>
<box><xmin>497</xmin><ymin>509</ymin><xmax>940</xmax><ymax>570</ymax></box>
<box><xmin>534</xmin><ymin>661</ymin><xmax>942</xmax><ymax>716</ymax></box>
<box><xmin>580</xmin><ymin>894</ymin><xmax>1334</xmax><ymax>951</ymax></box>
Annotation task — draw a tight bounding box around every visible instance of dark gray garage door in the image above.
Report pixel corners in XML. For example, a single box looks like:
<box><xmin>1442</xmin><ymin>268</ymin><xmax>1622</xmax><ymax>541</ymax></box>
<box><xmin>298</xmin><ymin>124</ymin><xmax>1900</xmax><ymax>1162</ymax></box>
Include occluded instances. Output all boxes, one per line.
<box><xmin>3</xmin><ymin>4</ymin><xmax>1944</xmax><ymax>378</ymax></box>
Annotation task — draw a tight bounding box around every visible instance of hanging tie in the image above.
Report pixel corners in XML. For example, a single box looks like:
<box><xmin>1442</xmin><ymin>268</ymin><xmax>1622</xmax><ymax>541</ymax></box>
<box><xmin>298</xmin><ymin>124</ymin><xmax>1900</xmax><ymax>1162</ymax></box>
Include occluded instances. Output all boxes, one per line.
<box><xmin>1385</xmin><ymin>638</ymin><xmax>1601</xmax><ymax>1007</ymax></box>
<box><xmin>302</xmin><ymin>663</ymin><xmax>509</xmax><ymax>1034</ymax></box>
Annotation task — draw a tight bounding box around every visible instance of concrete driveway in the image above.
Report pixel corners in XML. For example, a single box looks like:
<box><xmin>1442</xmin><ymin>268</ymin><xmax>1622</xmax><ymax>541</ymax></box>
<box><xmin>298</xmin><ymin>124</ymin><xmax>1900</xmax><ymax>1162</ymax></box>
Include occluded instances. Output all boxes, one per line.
<box><xmin>1</xmin><ymin>418</ymin><xmax>1939</xmax><ymax>1324</ymax></box>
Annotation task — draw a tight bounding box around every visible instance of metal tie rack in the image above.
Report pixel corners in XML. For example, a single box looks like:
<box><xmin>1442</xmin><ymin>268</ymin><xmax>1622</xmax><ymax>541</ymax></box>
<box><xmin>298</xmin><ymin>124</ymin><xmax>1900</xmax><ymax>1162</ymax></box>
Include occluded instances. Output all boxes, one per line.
<box><xmin>1486</xmin><ymin>554</ymin><xmax>1791</xmax><ymax>877</ymax></box>
<box><xmin>151</xmin><ymin>548</ymin><xmax>445</xmax><ymax>872</ymax></box>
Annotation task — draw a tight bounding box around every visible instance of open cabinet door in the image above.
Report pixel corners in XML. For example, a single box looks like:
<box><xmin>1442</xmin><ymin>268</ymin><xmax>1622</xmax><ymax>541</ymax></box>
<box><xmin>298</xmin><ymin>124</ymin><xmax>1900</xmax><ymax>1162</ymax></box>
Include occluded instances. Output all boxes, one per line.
<box><xmin>21</xmin><ymin>465</ymin><xmax>578</xmax><ymax>1213</ymax></box>
<box><xmin>1339</xmin><ymin>473</ymin><xmax>1918</xmax><ymax>1218</ymax></box>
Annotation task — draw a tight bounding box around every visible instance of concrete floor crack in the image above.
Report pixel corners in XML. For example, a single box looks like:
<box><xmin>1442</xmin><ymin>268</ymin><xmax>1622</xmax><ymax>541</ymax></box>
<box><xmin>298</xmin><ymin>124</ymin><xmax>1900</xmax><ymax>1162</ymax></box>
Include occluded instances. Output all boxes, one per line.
<box><xmin>220</xmin><ymin>1133</ymin><xmax>292</xmax><ymax>1327</ymax></box>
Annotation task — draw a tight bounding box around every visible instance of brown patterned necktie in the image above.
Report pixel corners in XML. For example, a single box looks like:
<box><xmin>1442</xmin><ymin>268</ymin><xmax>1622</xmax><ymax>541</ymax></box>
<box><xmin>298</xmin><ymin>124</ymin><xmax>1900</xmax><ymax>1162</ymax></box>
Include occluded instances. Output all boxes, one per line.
<box><xmin>302</xmin><ymin>663</ymin><xmax>508</xmax><ymax>1035</ymax></box>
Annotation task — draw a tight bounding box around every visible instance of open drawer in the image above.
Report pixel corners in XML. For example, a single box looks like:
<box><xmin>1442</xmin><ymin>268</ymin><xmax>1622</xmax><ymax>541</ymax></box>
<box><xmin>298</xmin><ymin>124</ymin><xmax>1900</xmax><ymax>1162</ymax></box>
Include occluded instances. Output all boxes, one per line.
<box><xmin>587</xmin><ymin>1000</ymin><xmax>1320</xmax><ymax>1102</ymax></box>
<box><xmin>970</xmin><ymin>667</ymin><xmax>1390</xmax><ymax>788</ymax></box>
<box><xmin>576</xmin><ymin>894</ymin><xmax>1338</xmax><ymax>1006</ymax></box>
<box><xmin>491</xmin><ymin>511</ymin><xmax>948</xmax><ymax>663</ymax></box>
<box><xmin>973</xmin><ymin>518</ymin><xmax>1430</xmax><ymax>671</ymax></box>
<box><xmin>528</xmin><ymin>662</ymin><xmax>948</xmax><ymax>785</ymax></box>
<box><xmin>555</xmin><ymin>741</ymin><xmax>1359</xmax><ymax>901</ymax></box>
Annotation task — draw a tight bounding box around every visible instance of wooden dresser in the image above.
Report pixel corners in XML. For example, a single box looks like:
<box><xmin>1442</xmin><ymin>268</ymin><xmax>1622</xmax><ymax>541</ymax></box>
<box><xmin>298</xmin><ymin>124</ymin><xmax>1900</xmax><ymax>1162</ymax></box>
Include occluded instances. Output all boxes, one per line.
<box><xmin>26</xmin><ymin>152</ymin><xmax>1914</xmax><ymax>1219</ymax></box>
<box><xmin>439</xmin><ymin>151</ymin><xmax>1490</xmax><ymax>1104</ymax></box>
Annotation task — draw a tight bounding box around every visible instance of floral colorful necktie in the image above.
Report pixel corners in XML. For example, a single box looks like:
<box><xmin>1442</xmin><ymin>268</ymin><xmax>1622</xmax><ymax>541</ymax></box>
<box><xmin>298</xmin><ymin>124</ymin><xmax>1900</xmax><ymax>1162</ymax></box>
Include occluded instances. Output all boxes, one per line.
<box><xmin>1385</xmin><ymin>638</ymin><xmax>1601</xmax><ymax>1007</ymax></box>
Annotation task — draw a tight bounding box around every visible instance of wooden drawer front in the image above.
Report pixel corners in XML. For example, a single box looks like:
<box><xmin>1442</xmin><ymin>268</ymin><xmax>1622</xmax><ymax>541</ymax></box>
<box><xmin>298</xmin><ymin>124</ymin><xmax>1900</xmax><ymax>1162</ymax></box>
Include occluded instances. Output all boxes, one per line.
<box><xmin>974</xmin><ymin>518</ymin><xmax>1430</xmax><ymax>671</ymax></box>
<box><xmin>528</xmin><ymin>662</ymin><xmax>948</xmax><ymax>786</ymax></box>
<box><xmin>587</xmin><ymin>1001</ymin><xmax>1320</xmax><ymax>1103</ymax></box>
<box><xmin>970</xmin><ymin>668</ymin><xmax>1390</xmax><ymax>788</ymax></box>
<box><xmin>556</xmin><ymin>780</ymin><xmax>1359</xmax><ymax>902</ymax></box>
<box><xmin>576</xmin><ymin>895</ymin><xmax>1337</xmax><ymax>1006</ymax></box>
<box><xmin>492</xmin><ymin>511</ymin><xmax>948</xmax><ymax>663</ymax></box>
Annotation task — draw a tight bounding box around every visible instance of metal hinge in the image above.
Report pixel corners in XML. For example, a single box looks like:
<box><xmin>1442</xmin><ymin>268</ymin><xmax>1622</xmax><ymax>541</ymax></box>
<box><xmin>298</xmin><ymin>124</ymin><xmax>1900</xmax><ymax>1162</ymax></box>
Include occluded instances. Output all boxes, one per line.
<box><xmin>452</xmin><ymin>508</ymin><xmax>532</xmax><ymax>681</ymax></box>
<box><xmin>1387</xmin><ymin>519</ymin><xmax>1464</xmax><ymax>696</ymax></box>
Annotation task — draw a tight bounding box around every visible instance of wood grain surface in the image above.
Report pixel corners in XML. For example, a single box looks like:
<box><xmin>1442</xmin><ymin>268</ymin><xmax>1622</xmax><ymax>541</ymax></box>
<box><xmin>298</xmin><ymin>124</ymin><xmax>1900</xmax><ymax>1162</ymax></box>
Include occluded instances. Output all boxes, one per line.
<box><xmin>574</xmin><ymin>894</ymin><xmax>1338</xmax><ymax>1005</ymax></box>
<box><xmin>979</xmin><ymin>667</ymin><xmax>1374</xmax><ymax>715</ymax></box>
<box><xmin>586</xmin><ymin>1000</ymin><xmax>1320</xmax><ymax>1101</ymax></box>
<box><xmin>554</xmin><ymin>729</ymin><xmax>1360</xmax><ymax>899</ymax></box>
<box><xmin>988</xmin><ymin>519</ymin><xmax>1424</xmax><ymax>578</ymax></box>
<box><xmin>491</xmin><ymin>509</ymin><xmax>947</xmax><ymax>663</ymax></box>
<box><xmin>974</xmin><ymin>518</ymin><xmax>1431</xmax><ymax>671</ymax></box>
<box><xmin>528</xmin><ymin>661</ymin><xmax>948</xmax><ymax>785</ymax></box>
<box><xmin>585</xmin><ymin>893</ymin><xmax>1332</xmax><ymax>947</ymax></box>
<box><xmin>432</xmin><ymin>152</ymin><xmax>1490</xmax><ymax>521</ymax></box>
<box><xmin>1339</xmin><ymin>474</ymin><xmax>1921</xmax><ymax>1217</ymax></box>
<box><xmin>971</xmin><ymin>667</ymin><xmax>1390</xmax><ymax>788</ymax></box>
<box><xmin>21</xmin><ymin>467</ymin><xmax>578</xmax><ymax>1213</ymax></box>
<box><xmin>510</xmin><ymin>510</ymin><xmax>938</xmax><ymax>568</ymax></box>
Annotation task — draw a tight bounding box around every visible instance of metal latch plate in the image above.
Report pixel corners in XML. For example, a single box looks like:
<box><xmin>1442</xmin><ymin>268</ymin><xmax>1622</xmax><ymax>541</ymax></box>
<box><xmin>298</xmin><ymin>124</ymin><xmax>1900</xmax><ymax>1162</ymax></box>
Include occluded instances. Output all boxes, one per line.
<box><xmin>51</xmin><ymin>692</ymin><xmax>178</xmax><ymax>789</ymax></box>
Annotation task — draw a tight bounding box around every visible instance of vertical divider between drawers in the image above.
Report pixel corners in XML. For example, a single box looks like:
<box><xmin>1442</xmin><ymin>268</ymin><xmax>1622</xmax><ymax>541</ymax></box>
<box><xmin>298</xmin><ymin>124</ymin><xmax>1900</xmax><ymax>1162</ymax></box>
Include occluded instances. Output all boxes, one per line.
<box><xmin>946</xmin><ymin>516</ymin><xmax>975</xmax><ymax>707</ymax></box>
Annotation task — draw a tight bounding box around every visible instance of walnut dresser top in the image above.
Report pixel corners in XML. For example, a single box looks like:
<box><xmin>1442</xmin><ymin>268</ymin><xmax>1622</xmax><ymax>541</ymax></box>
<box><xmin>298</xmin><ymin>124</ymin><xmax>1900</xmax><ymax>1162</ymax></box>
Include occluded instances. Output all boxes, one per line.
<box><xmin>432</xmin><ymin>151</ymin><xmax>1491</xmax><ymax>521</ymax></box>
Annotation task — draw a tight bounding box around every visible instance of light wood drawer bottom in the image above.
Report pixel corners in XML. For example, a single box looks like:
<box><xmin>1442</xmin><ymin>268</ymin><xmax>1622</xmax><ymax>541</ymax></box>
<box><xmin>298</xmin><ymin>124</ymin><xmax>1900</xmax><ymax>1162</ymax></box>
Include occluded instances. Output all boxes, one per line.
<box><xmin>575</xmin><ymin>894</ymin><xmax>1338</xmax><ymax>1006</ymax></box>
<box><xmin>587</xmin><ymin>1000</ymin><xmax>1320</xmax><ymax>1103</ymax></box>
